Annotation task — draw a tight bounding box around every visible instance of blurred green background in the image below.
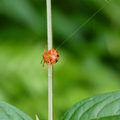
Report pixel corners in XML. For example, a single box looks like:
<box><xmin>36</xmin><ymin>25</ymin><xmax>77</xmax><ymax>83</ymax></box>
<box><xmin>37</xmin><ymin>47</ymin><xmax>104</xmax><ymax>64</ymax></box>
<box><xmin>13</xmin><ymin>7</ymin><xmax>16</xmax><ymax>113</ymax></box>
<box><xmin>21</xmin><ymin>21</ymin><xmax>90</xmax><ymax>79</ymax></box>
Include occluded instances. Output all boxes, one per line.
<box><xmin>0</xmin><ymin>0</ymin><xmax>120</xmax><ymax>119</ymax></box>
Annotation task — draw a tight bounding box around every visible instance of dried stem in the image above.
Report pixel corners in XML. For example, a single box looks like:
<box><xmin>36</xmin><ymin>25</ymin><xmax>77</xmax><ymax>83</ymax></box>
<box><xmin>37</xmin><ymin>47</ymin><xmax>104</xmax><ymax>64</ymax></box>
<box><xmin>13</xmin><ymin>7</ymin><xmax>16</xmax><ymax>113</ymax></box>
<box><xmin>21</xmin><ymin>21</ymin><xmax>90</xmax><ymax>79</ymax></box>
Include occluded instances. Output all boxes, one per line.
<box><xmin>46</xmin><ymin>0</ymin><xmax>53</xmax><ymax>120</ymax></box>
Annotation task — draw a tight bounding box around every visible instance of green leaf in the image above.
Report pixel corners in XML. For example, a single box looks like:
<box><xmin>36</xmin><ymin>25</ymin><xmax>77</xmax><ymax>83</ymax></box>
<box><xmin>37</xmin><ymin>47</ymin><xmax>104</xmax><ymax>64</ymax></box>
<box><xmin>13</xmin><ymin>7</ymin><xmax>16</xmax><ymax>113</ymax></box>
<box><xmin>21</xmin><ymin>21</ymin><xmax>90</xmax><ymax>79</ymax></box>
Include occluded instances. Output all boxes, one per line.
<box><xmin>61</xmin><ymin>91</ymin><xmax>120</xmax><ymax>120</ymax></box>
<box><xmin>0</xmin><ymin>100</ymin><xmax>32</xmax><ymax>120</ymax></box>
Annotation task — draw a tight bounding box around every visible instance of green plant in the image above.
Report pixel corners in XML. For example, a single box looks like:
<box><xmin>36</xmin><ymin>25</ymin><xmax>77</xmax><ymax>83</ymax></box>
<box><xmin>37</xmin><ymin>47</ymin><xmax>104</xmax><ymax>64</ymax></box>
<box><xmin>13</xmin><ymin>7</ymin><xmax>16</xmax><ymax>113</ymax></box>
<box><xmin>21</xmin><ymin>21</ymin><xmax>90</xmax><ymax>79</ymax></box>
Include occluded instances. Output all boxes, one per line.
<box><xmin>1</xmin><ymin>91</ymin><xmax>120</xmax><ymax>120</ymax></box>
<box><xmin>61</xmin><ymin>91</ymin><xmax>120</xmax><ymax>120</ymax></box>
<box><xmin>0</xmin><ymin>0</ymin><xmax>120</xmax><ymax>119</ymax></box>
<box><xmin>0</xmin><ymin>101</ymin><xmax>32</xmax><ymax>120</ymax></box>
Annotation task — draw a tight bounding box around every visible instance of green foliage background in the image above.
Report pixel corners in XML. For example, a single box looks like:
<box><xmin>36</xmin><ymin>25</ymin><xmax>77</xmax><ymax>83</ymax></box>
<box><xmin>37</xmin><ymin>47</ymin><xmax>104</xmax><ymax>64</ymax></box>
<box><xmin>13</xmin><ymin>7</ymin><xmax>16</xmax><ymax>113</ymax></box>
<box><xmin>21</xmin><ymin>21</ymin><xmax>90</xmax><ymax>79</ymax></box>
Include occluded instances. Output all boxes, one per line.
<box><xmin>0</xmin><ymin>0</ymin><xmax>120</xmax><ymax>119</ymax></box>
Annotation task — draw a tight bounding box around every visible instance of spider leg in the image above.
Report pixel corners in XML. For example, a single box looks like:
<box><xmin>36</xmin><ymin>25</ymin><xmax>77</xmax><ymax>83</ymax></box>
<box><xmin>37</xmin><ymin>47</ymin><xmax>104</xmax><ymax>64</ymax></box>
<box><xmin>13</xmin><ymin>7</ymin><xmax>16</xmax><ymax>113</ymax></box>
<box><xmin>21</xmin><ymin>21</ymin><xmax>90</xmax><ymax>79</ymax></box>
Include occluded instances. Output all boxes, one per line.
<box><xmin>40</xmin><ymin>59</ymin><xmax>44</xmax><ymax>64</ymax></box>
<box><xmin>43</xmin><ymin>61</ymin><xmax>46</xmax><ymax>67</ymax></box>
<box><xmin>41</xmin><ymin>59</ymin><xmax>46</xmax><ymax>67</ymax></box>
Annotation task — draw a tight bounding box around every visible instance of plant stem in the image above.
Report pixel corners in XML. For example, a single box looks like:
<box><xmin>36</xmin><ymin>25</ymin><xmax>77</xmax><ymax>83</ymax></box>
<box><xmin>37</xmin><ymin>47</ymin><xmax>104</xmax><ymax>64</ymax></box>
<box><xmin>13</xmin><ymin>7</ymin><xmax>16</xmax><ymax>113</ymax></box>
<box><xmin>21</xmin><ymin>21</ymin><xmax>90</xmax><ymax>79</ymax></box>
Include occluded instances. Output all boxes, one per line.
<box><xmin>46</xmin><ymin>0</ymin><xmax>53</xmax><ymax>120</ymax></box>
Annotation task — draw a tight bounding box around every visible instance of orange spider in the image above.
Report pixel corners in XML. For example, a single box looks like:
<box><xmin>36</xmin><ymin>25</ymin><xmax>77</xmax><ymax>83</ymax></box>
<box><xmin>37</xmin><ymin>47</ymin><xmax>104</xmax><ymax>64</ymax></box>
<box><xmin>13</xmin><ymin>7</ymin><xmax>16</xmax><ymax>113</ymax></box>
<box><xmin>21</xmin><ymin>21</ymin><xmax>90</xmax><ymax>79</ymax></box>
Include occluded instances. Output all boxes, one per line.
<box><xmin>41</xmin><ymin>45</ymin><xmax>59</xmax><ymax>67</ymax></box>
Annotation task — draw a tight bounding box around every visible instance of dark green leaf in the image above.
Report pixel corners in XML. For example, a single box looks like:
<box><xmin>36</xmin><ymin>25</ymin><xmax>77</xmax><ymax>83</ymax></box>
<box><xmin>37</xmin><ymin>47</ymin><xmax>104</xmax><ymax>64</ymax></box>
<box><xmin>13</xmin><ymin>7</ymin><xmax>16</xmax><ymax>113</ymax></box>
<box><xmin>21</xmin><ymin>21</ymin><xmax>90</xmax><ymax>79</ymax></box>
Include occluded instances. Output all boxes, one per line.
<box><xmin>0</xmin><ymin>100</ymin><xmax>32</xmax><ymax>120</ymax></box>
<box><xmin>61</xmin><ymin>91</ymin><xmax>120</xmax><ymax>120</ymax></box>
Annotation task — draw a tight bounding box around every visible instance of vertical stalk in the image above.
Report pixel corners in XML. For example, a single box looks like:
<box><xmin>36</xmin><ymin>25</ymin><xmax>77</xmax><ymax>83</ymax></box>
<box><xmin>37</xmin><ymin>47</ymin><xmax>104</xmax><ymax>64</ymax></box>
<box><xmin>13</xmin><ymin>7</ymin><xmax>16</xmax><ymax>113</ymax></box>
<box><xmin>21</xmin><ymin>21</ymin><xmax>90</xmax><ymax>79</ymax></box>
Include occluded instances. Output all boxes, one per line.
<box><xmin>46</xmin><ymin>0</ymin><xmax>53</xmax><ymax>120</ymax></box>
